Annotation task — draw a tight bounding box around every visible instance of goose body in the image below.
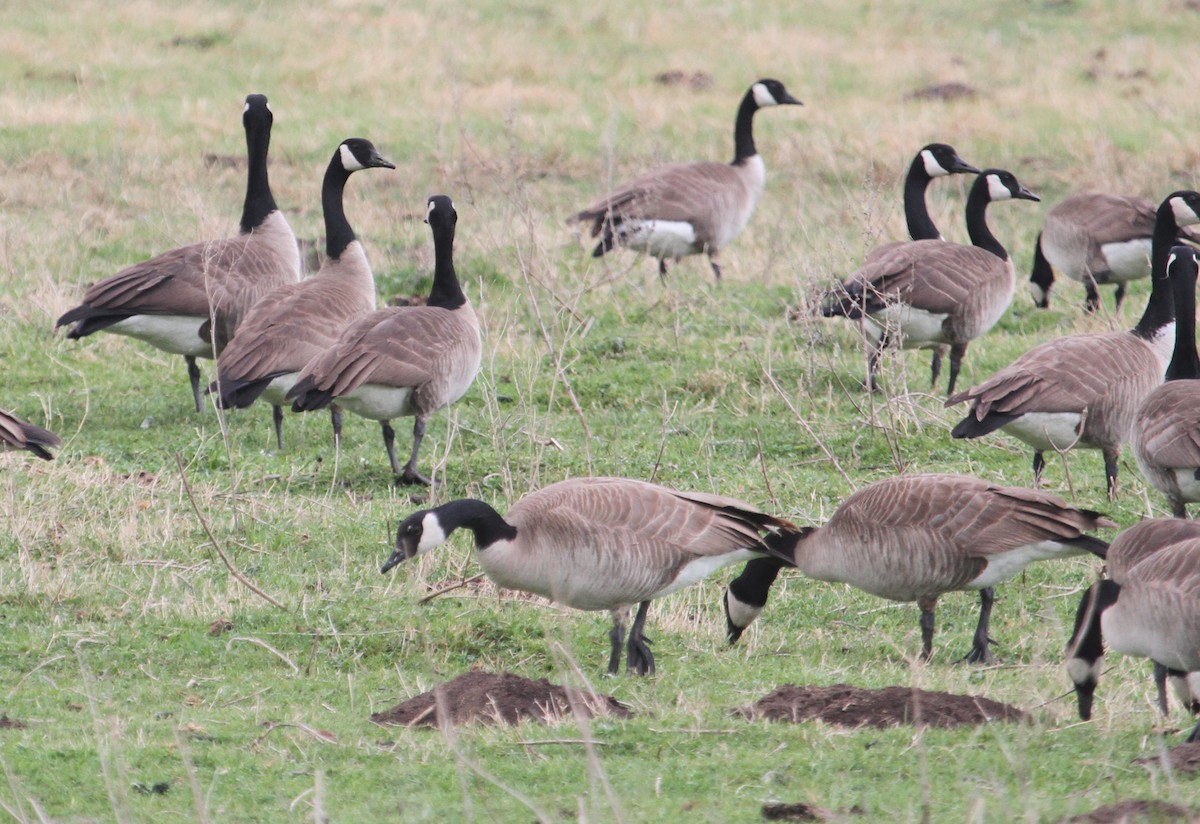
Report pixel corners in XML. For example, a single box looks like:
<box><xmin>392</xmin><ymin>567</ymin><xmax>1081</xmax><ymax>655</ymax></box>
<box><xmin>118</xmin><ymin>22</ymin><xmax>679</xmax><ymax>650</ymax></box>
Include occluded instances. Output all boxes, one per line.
<box><xmin>949</xmin><ymin>191</ymin><xmax>1200</xmax><ymax>496</ymax></box>
<box><xmin>1067</xmin><ymin>534</ymin><xmax>1200</xmax><ymax>741</ymax></box>
<box><xmin>287</xmin><ymin>196</ymin><xmax>482</xmax><ymax>484</ymax></box>
<box><xmin>1030</xmin><ymin>192</ymin><xmax>1200</xmax><ymax>312</ymax></box>
<box><xmin>382</xmin><ymin>477</ymin><xmax>799</xmax><ymax>675</ymax></box>
<box><xmin>723</xmin><ymin>474</ymin><xmax>1112</xmax><ymax>662</ymax></box>
<box><xmin>1132</xmin><ymin>247</ymin><xmax>1200</xmax><ymax>517</ymax></box>
<box><xmin>823</xmin><ymin>170</ymin><xmax>1039</xmax><ymax>395</ymax></box>
<box><xmin>572</xmin><ymin>79</ymin><xmax>802</xmax><ymax>281</ymax></box>
<box><xmin>210</xmin><ymin>138</ymin><xmax>394</xmax><ymax>449</ymax></box>
<box><xmin>0</xmin><ymin>409</ymin><xmax>60</xmax><ymax>460</ymax></box>
<box><xmin>56</xmin><ymin>94</ymin><xmax>301</xmax><ymax>412</ymax></box>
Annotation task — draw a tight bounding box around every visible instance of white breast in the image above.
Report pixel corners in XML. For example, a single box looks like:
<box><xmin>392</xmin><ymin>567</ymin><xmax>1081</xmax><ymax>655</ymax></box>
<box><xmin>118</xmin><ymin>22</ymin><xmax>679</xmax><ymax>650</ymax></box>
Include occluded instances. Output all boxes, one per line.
<box><xmin>967</xmin><ymin>540</ymin><xmax>1087</xmax><ymax>589</ymax></box>
<box><xmin>619</xmin><ymin>219</ymin><xmax>699</xmax><ymax>259</ymax></box>
<box><xmin>1000</xmin><ymin>412</ymin><xmax>1084</xmax><ymax>451</ymax></box>
<box><xmin>651</xmin><ymin>548</ymin><xmax>759</xmax><ymax>600</ymax></box>
<box><xmin>1172</xmin><ymin>470</ymin><xmax>1200</xmax><ymax>503</ymax></box>
<box><xmin>259</xmin><ymin>373</ymin><xmax>300</xmax><ymax>407</ymax></box>
<box><xmin>862</xmin><ymin>304</ymin><xmax>949</xmax><ymax>348</ymax></box>
<box><xmin>109</xmin><ymin>314</ymin><xmax>209</xmax><ymax>357</ymax></box>
<box><xmin>337</xmin><ymin>385</ymin><xmax>416</xmax><ymax>420</ymax></box>
<box><xmin>1099</xmin><ymin>239</ymin><xmax>1152</xmax><ymax>282</ymax></box>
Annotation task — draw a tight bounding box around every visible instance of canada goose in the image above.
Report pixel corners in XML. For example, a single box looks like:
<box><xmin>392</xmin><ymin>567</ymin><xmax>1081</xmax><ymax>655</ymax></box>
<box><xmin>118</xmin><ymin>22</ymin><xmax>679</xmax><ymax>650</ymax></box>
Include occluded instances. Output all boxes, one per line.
<box><xmin>863</xmin><ymin>143</ymin><xmax>980</xmax><ymax>263</ymax></box>
<box><xmin>1131</xmin><ymin>247</ymin><xmax>1200</xmax><ymax>518</ymax></box>
<box><xmin>1029</xmin><ymin>192</ymin><xmax>1200</xmax><ymax>313</ymax></box>
<box><xmin>1097</xmin><ymin>517</ymin><xmax>1200</xmax><ymax>715</ymax></box>
<box><xmin>948</xmin><ymin>191</ymin><xmax>1200</xmax><ymax>498</ymax></box>
<box><xmin>822</xmin><ymin>170</ymin><xmax>1039</xmax><ymax>395</ymax></box>
<box><xmin>1066</xmin><ymin>536</ymin><xmax>1200</xmax><ymax>741</ymax></box>
<box><xmin>56</xmin><ymin>94</ymin><xmax>301</xmax><ymax>412</ymax></box>
<box><xmin>571</xmin><ymin>79</ymin><xmax>802</xmax><ymax>281</ymax></box>
<box><xmin>722</xmin><ymin>474</ymin><xmax>1112</xmax><ymax>662</ymax></box>
<box><xmin>381</xmin><ymin>477</ymin><xmax>799</xmax><ymax>675</ymax></box>
<box><xmin>209</xmin><ymin>138</ymin><xmax>394</xmax><ymax>449</ymax></box>
<box><xmin>286</xmin><ymin>196</ymin><xmax>481</xmax><ymax>484</ymax></box>
<box><xmin>0</xmin><ymin>409</ymin><xmax>60</xmax><ymax>460</ymax></box>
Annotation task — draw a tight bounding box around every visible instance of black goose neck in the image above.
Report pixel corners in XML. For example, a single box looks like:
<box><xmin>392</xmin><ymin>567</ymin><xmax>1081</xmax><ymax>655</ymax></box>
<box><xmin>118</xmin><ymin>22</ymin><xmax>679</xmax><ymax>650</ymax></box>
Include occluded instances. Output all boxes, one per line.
<box><xmin>1133</xmin><ymin>203</ymin><xmax>1182</xmax><ymax>340</ymax></box>
<box><xmin>321</xmin><ymin>158</ymin><xmax>355</xmax><ymax>260</ymax></box>
<box><xmin>427</xmin><ymin>219</ymin><xmax>467</xmax><ymax>310</ymax></box>
<box><xmin>731</xmin><ymin>90</ymin><xmax>759</xmax><ymax>164</ymax></box>
<box><xmin>1166</xmin><ymin>258</ymin><xmax>1200</xmax><ymax>380</ymax></box>
<box><xmin>1068</xmin><ymin>579</ymin><xmax>1119</xmax><ymax>664</ymax></box>
<box><xmin>902</xmin><ymin>157</ymin><xmax>940</xmax><ymax>241</ymax></box>
<box><xmin>240</xmin><ymin>112</ymin><xmax>278</xmax><ymax>233</ymax></box>
<box><xmin>965</xmin><ymin>179</ymin><xmax>1006</xmax><ymax>260</ymax></box>
<box><xmin>438</xmin><ymin>499</ymin><xmax>517</xmax><ymax>549</ymax></box>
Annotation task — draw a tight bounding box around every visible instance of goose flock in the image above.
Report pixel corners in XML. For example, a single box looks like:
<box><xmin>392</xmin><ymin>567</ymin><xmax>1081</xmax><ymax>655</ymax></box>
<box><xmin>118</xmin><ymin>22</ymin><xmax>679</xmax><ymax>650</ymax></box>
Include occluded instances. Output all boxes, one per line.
<box><xmin>8</xmin><ymin>82</ymin><xmax>1200</xmax><ymax>751</ymax></box>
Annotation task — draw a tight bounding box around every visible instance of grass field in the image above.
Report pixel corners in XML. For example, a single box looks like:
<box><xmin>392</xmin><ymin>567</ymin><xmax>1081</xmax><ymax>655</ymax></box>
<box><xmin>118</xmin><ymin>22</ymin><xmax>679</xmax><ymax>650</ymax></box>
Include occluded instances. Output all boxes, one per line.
<box><xmin>1</xmin><ymin>1</ymin><xmax>1198</xmax><ymax>820</ymax></box>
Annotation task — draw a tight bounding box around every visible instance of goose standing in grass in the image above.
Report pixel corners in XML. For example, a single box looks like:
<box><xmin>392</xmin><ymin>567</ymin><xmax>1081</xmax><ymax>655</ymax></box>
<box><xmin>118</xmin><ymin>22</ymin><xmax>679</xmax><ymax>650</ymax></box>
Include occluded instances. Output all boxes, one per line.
<box><xmin>1030</xmin><ymin>192</ymin><xmax>1200</xmax><ymax>312</ymax></box>
<box><xmin>947</xmin><ymin>191</ymin><xmax>1200</xmax><ymax>498</ymax></box>
<box><xmin>722</xmin><ymin>474</ymin><xmax>1112</xmax><ymax>662</ymax></box>
<box><xmin>1131</xmin><ymin>247</ymin><xmax>1200</xmax><ymax>518</ymax></box>
<box><xmin>287</xmin><ymin>196</ymin><xmax>480</xmax><ymax>485</ymax></box>
<box><xmin>1066</xmin><ymin>535</ymin><xmax>1200</xmax><ymax>741</ymax></box>
<box><xmin>56</xmin><ymin>94</ymin><xmax>301</xmax><ymax>412</ymax></box>
<box><xmin>0</xmin><ymin>409</ymin><xmax>60</xmax><ymax>460</ymax></box>
<box><xmin>862</xmin><ymin>143</ymin><xmax>980</xmax><ymax>263</ymax></box>
<box><xmin>209</xmin><ymin>138</ymin><xmax>394</xmax><ymax>449</ymax></box>
<box><xmin>822</xmin><ymin>170</ymin><xmax>1039</xmax><ymax>395</ymax></box>
<box><xmin>571</xmin><ymin>78</ymin><xmax>802</xmax><ymax>281</ymax></box>
<box><xmin>381</xmin><ymin>477</ymin><xmax>800</xmax><ymax>675</ymax></box>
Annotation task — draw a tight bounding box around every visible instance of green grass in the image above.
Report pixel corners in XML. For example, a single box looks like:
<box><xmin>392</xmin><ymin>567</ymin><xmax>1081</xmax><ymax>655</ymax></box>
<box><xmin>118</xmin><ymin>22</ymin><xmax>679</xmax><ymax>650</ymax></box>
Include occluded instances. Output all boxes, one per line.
<box><xmin>2</xmin><ymin>0</ymin><xmax>1199</xmax><ymax>820</ymax></box>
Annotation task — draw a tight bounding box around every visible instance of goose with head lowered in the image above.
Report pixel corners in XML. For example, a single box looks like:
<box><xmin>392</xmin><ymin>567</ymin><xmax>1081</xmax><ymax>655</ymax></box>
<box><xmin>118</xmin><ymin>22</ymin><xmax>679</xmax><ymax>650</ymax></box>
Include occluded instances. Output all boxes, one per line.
<box><xmin>209</xmin><ymin>138</ymin><xmax>394</xmax><ymax>450</ymax></box>
<box><xmin>862</xmin><ymin>143</ymin><xmax>980</xmax><ymax>264</ymax></box>
<box><xmin>1131</xmin><ymin>247</ymin><xmax>1200</xmax><ymax>518</ymax></box>
<box><xmin>948</xmin><ymin>191</ymin><xmax>1200</xmax><ymax>498</ymax></box>
<box><xmin>56</xmin><ymin>94</ymin><xmax>301</xmax><ymax>412</ymax></box>
<box><xmin>0</xmin><ymin>409</ymin><xmax>60</xmax><ymax>460</ymax></box>
<box><xmin>287</xmin><ymin>196</ymin><xmax>481</xmax><ymax>485</ymax></box>
<box><xmin>381</xmin><ymin>477</ymin><xmax>800</xmax><ymax>675</ymax></box>
<box><xmin>1029</xmin><ymin>192</ymin><xmax>1200</xmax><ymax>313</ymax></box>
<box><xmin>722</xmin><ymin>474</ymin><xmax>1112</xmax><ymax>663</ymax></box>
<box><xmin>822</xmin><ymin>170</ymin><xmax>1039</xmax><ymax>395</ymax></box>
<box><xmin>571</xmin><ymin>79</ymin><xmax>802</xmax><ymax>281</ymax></box>
<box><xmin>1066</xmin><ymin>534</ymin><xmax>1200</xmax><ymax>742</ymax></box>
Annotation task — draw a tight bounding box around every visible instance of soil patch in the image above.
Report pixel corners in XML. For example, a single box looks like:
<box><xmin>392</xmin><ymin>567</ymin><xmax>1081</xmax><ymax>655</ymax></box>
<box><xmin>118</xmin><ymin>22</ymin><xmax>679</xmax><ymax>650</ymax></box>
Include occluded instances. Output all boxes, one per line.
<box><xmin>738</xmin><ymin>684</ymin><xmax>1027</xmax><ymax>729</ymax></box>
<box><xmin>1134</xmin><ymin>741</ymin><xmax>1200</xmax><ymax>774</ymax></box>
<box><xmin>1063</xmin><ymin>799</ymin><xmax>1197</xmax><ymax>823</ymax></box>
<box><xmin>0</xmin><ymin>715</ymin><xmax>24</xmax><ymax>730</ymax></box>
<box><xmin>370</xmin><ymin>670</ymin><xmax>631</xmax><ymax>728</ymax></box>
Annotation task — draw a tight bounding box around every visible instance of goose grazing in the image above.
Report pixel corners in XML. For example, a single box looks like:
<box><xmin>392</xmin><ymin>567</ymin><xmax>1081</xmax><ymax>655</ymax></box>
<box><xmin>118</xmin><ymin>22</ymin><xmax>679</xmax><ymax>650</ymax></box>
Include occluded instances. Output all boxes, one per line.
<box><xmin>381</xmin><ymin>477</ymin><xmax>800</xmax><ymax>675</ymax></box>
<box><xmin>722</xmin><ymin>474</ymin><xmax>1112</xmax><ymax>662</ymax></box>
<box><xmin>209</xmin><ymin>138</ymin><xmax>394</xmax><ymax>449</ymax></box>
<box><xmin>571</xmin><ymin>79</ymin><xmax>802</xmax><ymax>281</ymax></box>
<box><xmin>863</xmin><ymin>143</ymin><xmax>980</xmax><ymax>263</ymax></box>
<box><xmin>1131</xmin><ymin>247</ymin><xmax>1200</xmax><ymax>517</ymax></box>
<box><xmin>286</xmin><ymin>196</ymin><xmax>481</xmax><ymax>485</ymax></box>
<box><xmin>822</xmin><ymin>170</ymin><xmax>1039</xmax><ymax>395</ymax></box>
<box><xmin>56</xmin><ymin>94</ymin><xmax>301</xmax><ymax>412</ymax></box>
<box><xmin>948</xmin><ymin>191</ymin><xmax>1200</xmax><ymax>498</ymax></box>
<box><xmin>0</xmin><ymin>409</ymin><xmax>60</xmax><ymax>460</ymax></box>
<box><xmin>1066</xmin><ymin>535</ymin><xmax>1200</xmax><ymax>741</ymax></box>
<box><xmin>1030</xmin><ymin>192</ymin><xmax>1200</xmax><ymax>313</ymax></box>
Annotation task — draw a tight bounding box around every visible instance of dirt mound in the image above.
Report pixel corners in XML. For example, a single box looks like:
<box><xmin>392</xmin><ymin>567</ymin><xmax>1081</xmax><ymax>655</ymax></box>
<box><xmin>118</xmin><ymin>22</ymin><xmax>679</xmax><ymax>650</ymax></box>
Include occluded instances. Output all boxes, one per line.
<box><xmin>1063</xmin><ymin>799</ymin><xmax>1197</xmax><ymax>823</ymax></box>
<box><xmin>738</xmin><ymin>684</ymin><xmax>1027</xmax><ymax>729</ymax></box>
<box><xmin>1134</xmin><ymin>741</ymin><xmax>1200</xmax><ymax>775</ymax></box>
<box><xmin>370</xmin><ymin>670</ymin><xmax>631</xmax><ymax>728</ymax></box>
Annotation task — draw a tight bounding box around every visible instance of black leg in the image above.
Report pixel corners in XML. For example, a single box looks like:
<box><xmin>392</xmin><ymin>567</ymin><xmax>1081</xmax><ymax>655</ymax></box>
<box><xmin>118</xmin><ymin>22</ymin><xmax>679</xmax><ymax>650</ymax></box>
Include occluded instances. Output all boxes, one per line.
<box><xmin>186</xmin><ymin>356</ymin><xmax>202</xmax><ymax>413</ymax></box>
<box><xmin>865</xmin><ymin>345</ymin><xmax>884</xmax><ymax>394</ymax></box>
<box><xmin>1084</xmin><ymin>281</ymin><xmax>1100</xmax><ymax>314</ymax></box>
<box><xmin>607</xmin><ymin>612</ymin><xmax>625</xmax><ymax>676</ymax></box>
<box><xmin>709</xmin><ymin>252</ymin><xmax>722</xmax><ymax>282</ymax></box>
<box><xmin>929</xmin><ymin>346</ymin><xmax>944</xmax><ymax>391</ymax></box>
<box><xmin>399</xmin><ymin>418</ymin><xmax>432</xmax><ymax>486</ymax></box>
<box><xmin>1113</xmin><ymin>283</ymin><xmax>1126</xmax><ymax>312</ymax></box>
<box><xmin>272</xmin><ymin>405</ymin><xmax>284</xmax><ymax>451</ymax></box>
<box><xmin>1172</xmin><ymin>497</ymin><xmax>1188</xmax><ymax>519</ymax></box>
<box><xmin>331</xmin><ymin>404</ymin><xmax>343</xmax><ymax>450</ymax></box>
<box><xmin>946</xmin><ymin>343</ymin><xmax>967</xmax><ymax>398</ymax></box>
<box><xmin>1103</xmin><ymin>448</ymin><xmax>1119</xmax><ymax>501</ymax></box>
<box><xmin>381</xmin><ymin>420</ymin><xmax>401</xmax><ymax>475</ymax></box>
<box><xmin>961</xmin><ymin>587</ymin><xmax>995</xmax><ymax>664</ymax></box>
<box><xmin>1032</xmin><ymin>451</ymin><xmax>1046</xmax><ymax>487</ymax></box>
<box><xmin>918</xmin><ymin>596</ymin><xmax>937</xmax><ymax>662</ymax></box>
<box><xmin>1154</xmin><ymin>661</ymin><xmax>1170</xmax><ymax>715</ymax></box>
<box><xmin>626</xmin><ymin>600</ymin><xmax>655</xmax><ymax>676</ymax></box>
<box><xmin>658</xmin><ymin>258</ymin><xmax>669</xmax><ymax>282</ymax></box>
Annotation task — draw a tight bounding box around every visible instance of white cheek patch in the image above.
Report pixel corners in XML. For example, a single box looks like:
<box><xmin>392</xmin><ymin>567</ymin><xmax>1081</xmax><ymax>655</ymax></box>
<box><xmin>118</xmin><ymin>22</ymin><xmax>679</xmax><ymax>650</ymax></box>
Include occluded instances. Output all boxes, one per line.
<box><xmin>987</xmin><ymin>174</ymin><xmax>1012</xmax><ymax>201</ymax></box>
<box><xmin>243</xmin><ymin>102</ymin><xmax>250</xmax><ymax>114</ymax></box>
<box><xmin>339</xmin><ymin>143</ymin><xmax>366</xmax><ymax>172</ymax></box>
<box><xmin>416</xmin><ymin>512</ymin><xmax>447</xmax><ymax>555</ymax></box>
<box><xmin>921</xmin><ymin>149</ymin><xmax>949</xmax><ymax>178</ymax></box>
<box><xmin>1171</xmin><ymin>196</ymin><xmax>1200</xmax><ymax>227</ymax></box>
<box><xmin>1028</xmin><ymin>280</ymin><xmax>1048</xmax><ymax>305</ymax></box>
<box><xmin>752</xmin><ymin>82</ymin><xmax>777</xmax><ymax>107</ymax></box>
<box><xmin>1066</xmin><ymin>655</ymin><xmax>1103</xmax><ymax>686</ymax></box>
<box><xmin>426</xmin><ymin>200</ymin><xmax>436</xmax><ymax>220</ymax></box>
<box><xmin>1168</xmin><ymin>251</ymin><xmax>1179</xmax><ymax>272</ymax></box>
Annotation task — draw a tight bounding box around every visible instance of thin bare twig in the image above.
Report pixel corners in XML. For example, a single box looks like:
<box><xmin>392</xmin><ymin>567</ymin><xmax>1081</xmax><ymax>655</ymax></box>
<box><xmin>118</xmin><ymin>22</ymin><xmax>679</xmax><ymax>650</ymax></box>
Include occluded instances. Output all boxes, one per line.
<box><xmin>418</xmin><ymin>573</ymin><xmax>487</xmax><ymax>604</ymax></box>
<box><xmin>227</xmin><ymin>636</ymin><xmax>300</xmax><ymax>674</ymax></box>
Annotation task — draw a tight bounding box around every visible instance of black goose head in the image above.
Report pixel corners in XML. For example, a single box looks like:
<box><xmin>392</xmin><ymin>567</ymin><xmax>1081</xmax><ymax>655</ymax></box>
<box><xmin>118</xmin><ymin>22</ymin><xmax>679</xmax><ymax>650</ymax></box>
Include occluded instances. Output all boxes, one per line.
<box><xmin>337</xmin><ymin>138</ymin><xmax>396</xmax><ymax>173</ymax></box>
<box><xmin>243</xmin><ymin>93</ymin><xmax>272</xmax><ymax>130</ymax></box>
<box><xmin>750</xmin><ymin>78</ymin><xmax>803</xmax><ymax>108</ymax></box>
<box><xmin>382</xmin><ymin>508</ymin><xmax>448</xmax><ymax>572</ymax></box>
<box><xmin>425</xmin><ymin>195</ymin><xmax>457</xmax><ymax>230</ymax></box>
<box><xmin>919</xmin><ymin>143</ymin><xmax>980</xmax><ymax>178</ymax></box>
<box><xmin>976</xmin><ymin>169</ymin><xmax>1040</xmax><ymax>203</ymax></box>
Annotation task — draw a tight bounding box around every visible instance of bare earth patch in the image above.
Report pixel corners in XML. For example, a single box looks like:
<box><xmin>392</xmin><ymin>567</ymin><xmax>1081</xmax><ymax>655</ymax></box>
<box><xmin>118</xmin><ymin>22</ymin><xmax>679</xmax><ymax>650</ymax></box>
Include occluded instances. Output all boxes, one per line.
<box><xmin>370</xmin><ymin>670</ymin><xmax>631</xmax><ymax>727</ymax></box>
<box><xmin>738</xmin><ymin>684</ymin><xmax>1027</xmax><ymax>728</ymax></box>
<box><xmin>0</xmin><ymin>715</ymin><xmax>25</xmax><ymax>730</ymax></box>
<box><xmin>1063</xmin><ymin>799</ymin><xmax>1197</xmax><ymax>823</ymax></box>
<box><xmin>1134</xmin><ymin>741</ymin><xmax>1200</xmax><ymax>774</ymax></box>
